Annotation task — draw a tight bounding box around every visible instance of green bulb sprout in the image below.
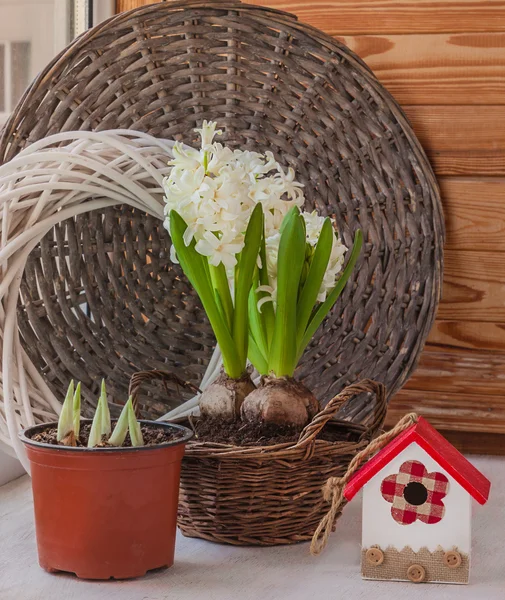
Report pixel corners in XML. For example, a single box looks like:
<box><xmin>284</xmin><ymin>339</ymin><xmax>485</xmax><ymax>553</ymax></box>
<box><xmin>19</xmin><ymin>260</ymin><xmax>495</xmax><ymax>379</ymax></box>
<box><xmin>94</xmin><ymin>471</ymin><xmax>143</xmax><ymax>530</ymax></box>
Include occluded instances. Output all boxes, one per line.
<box><xmin>169</xmin><ymin>203</ymin><xmax>264</xmax><ymax>419</ymax></box>
<box><xmin>241</xmin><ymin>207</ymin><xmax>362</xmax><ymax>426</ymax></box>
<box><xmin>57</xmin><ymin>380</ymin><xmax>144</xmax><ymax>448</ymax></box>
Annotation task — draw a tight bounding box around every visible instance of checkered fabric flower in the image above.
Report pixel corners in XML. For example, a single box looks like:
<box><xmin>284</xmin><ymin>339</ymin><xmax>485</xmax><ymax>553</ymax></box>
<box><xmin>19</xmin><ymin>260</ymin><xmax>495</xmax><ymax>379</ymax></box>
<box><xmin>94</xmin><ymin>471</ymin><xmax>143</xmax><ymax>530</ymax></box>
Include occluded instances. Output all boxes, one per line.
<box><xmin>381</xmin><ymin>460</ymin><xmax>449</xmax><ymax>525</ymax></box>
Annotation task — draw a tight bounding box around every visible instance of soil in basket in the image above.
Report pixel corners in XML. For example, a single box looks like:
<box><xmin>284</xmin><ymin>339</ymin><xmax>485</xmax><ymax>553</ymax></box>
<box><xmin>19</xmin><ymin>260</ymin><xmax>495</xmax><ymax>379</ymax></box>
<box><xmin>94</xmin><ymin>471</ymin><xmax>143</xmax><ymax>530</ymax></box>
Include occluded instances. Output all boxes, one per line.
<box><xmin>30</xmin><ymin>423</ymin><xmax>186</xmax><ymax>447</ymax></box>
<box><xmin>191</xmin><ymin>417</ymin><xmax>365</xmax><ymax>446</ymax></box>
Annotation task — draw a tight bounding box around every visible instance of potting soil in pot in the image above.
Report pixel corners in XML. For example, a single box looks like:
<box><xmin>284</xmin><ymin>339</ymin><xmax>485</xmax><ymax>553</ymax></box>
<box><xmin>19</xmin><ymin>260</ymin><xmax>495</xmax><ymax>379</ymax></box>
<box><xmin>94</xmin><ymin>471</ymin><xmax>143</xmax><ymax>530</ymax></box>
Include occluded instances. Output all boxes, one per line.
<box><xmin>191</xmin><ymin>417</ymin><xmax>365</xmax><ymax>446</ymax></box>
<box><xmin>29</xmin><ymin>423</ymin><xmax>186</xmax><ymax>447</ymax></box>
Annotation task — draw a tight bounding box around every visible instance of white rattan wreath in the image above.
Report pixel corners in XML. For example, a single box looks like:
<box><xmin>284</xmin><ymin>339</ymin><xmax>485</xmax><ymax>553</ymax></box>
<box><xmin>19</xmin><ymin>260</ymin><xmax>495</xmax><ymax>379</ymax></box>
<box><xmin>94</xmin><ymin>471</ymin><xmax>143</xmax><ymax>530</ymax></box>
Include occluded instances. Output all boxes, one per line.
<box><xmin>0</xmin><ymin>130</ymin><xmax>221</xmax><ymax>468</ymax></box>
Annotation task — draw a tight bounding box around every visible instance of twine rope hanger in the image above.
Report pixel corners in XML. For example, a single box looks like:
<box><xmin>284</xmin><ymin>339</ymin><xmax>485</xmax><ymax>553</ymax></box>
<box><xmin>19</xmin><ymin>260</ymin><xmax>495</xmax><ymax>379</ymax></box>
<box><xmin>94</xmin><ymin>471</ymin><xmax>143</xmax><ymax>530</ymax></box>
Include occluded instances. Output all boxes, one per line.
<box><xmin>310</xmin><ymin>412</ymin><xmax>418</xmax><ymax>556</ymax></box>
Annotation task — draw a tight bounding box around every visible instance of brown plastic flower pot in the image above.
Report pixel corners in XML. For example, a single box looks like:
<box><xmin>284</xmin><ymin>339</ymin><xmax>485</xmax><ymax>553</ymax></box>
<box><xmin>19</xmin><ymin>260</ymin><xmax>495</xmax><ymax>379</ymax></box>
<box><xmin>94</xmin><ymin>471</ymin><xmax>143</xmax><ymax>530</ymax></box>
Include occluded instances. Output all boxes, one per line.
<box><xmin>20</xmin><ymin>420</ymin><xmax>193</xmax><ymax>580</ymax></box>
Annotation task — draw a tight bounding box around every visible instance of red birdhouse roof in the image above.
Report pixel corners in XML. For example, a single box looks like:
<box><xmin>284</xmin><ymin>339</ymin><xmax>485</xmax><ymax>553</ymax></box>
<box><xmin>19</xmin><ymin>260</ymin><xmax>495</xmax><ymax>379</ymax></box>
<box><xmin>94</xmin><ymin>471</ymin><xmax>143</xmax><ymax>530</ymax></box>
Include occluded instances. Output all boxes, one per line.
<box><xmin>344</xmin><ymin>416</ymin><xmax>491</xmax><ymax>505</ymax></box>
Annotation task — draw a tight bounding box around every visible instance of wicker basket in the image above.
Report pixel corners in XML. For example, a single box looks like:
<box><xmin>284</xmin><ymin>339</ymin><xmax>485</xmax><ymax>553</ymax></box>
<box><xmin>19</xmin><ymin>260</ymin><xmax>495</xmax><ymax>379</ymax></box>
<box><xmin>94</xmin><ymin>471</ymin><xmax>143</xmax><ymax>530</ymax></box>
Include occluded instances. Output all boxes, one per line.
<box><xmin>130</xmin><ymin>371</ymin><xmax>386</xmax><ymax>545</ymax></box>
<box><xmin>0</xmin><ymin>0</ymin><xmax>443</xmax><ymax>423</ymax></box>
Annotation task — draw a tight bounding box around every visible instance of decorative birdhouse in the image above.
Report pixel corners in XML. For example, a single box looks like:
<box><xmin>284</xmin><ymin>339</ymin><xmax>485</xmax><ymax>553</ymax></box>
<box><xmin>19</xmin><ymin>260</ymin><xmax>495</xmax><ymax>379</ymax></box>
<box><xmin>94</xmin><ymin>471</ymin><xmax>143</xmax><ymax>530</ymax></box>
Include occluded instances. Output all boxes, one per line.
<box><xmin>343</xmin><ymin>417</ymin><xmax>490</xmax><ymax>584</ymax></box>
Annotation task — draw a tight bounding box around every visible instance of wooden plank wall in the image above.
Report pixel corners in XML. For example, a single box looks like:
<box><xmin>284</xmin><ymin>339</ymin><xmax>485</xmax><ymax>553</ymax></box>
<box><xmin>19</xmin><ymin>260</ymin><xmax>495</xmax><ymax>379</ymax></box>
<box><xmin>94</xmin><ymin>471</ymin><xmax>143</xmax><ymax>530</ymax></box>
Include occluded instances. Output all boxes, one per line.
<box><xmin>116</xmin><ymin>0</ymin><xmax>505</xmax><ymax>451</ymax></box>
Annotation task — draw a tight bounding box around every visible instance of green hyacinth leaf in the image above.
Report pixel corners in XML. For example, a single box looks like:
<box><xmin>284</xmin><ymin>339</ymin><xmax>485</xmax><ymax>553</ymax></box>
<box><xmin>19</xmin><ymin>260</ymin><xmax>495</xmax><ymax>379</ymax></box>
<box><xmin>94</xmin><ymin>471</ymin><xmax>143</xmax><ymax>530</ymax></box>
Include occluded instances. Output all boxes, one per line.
<box><xmin>128</xmin><ymin>398</ymin><xmax>144</xmax><ymax>447</ymax></box>
<box><xmin>209</xmin><ymin>262</ymin><xmax>233</xmax><ymax>329</ymax></box>
<box><xmin>248</xmin><ymin>276</ymin><xmax>268</xmax><ymax>362</ymax></box>
<box><xmin>73</xmin><ymin>382</ymin><xmax>81</xmax><ymax>438</ymax></box>
<box><xmin>233</xmin><ymin>203</ymin><xmax>264</xmax><ymax>368</ymax></box>
<box><xmin>57</xmin><ymin>380</ymin><xmax>75</xmax><ymax>442</ymax></box>
<box><xmin>296</xmin><ymin>218</ymin><xmax>333</xmax><ymax>347</ymax></box>
<box><xmin>297</xmin><ymin>230</ymin><xmax>363</xmax><ymax>362</ymax></box>
<box><xmin>108</xmin><ymin>398</ymin><xmax>131</xmax><ymax>447</ymax></box>
<box><xmin>169</xmin><ymin>210</ymin><xmax>243</xmax><ymax>378</ymax></box>
<box><xmin>268</xmin><ymin>207</ymin><xmax>306</xmax><ymax>376</ymax></box>
<box><xmin>258</xmin><ymin>223</ymin><xmax>275</xmax><ymax>348</ymax></box>
<box><xmin>99</xmin><ymin>379</ymin><xmax>111</xmax><ymax>437</ymax></box>
<box><xmin>88</xmin><ymin>380</ymin><xmax>111</xmax><ymax>447</ymax></box>
<box><xmin>87</xmin><ymin>406</ymin><xmax>103</xmax><ymax>448</ymax></box>
<box><xmin>248</xmin><ymin>334</ymin><xmax>268</xmax><ymax>376</ymax></box>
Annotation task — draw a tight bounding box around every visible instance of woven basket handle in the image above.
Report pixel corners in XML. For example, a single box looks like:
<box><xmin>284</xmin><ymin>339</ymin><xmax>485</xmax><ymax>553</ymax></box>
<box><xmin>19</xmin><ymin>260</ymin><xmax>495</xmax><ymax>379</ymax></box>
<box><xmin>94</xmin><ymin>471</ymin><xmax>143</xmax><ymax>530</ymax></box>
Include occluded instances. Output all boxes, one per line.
<box><xmin>295</xmin><ymin>379</ymin><xmax>387</xmax><ymax>448</ymax></box>
<box><xmin>129</xmin><ymin>370</ymin><xmax>201</xmax><ymax>418</ymax></box>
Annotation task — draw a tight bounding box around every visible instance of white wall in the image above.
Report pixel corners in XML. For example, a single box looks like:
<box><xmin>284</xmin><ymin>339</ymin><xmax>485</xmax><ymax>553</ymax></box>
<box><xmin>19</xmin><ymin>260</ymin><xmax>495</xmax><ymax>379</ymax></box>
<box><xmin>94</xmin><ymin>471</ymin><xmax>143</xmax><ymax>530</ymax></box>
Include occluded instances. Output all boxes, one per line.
<box><xmin>93</xmin><ymin>1</ymin><xmax>115</xmax><ymax>27</ymax></box>
<box><xmin>0</xmin><ymin>1</ymin><xmax>56</xmax><ymax>79</ymax></box>
<box><xmin>362</xmin><ymin>442</ymin><xmax>472</xmax><ymax>553</ymax></box>
<box><xmin>0</xmin><ymin>1</ymin><xmax>55</xmax><ymax>480</ymax></box>
<box><xmin>0</xmin><ymin>449</ymin><xmax>25</xmax><ymax>486</ymax></box>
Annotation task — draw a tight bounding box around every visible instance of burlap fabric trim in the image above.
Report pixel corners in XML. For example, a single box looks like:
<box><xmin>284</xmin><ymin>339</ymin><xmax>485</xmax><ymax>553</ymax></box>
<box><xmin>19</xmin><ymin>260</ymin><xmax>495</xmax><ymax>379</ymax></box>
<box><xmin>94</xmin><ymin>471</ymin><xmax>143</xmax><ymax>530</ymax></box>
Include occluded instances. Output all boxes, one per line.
<box><xmin>362</xmin><ymin>546</ymin><xmax>469</xmax><ymax>584</ymax></box>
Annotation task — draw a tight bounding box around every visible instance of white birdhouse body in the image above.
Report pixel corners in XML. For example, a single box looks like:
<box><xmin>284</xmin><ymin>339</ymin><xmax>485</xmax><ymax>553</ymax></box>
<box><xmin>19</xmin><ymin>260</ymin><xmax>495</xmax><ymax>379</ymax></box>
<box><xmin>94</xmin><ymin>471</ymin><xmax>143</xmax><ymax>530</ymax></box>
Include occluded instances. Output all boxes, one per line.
<box><xmin>362</xmin><ymin>443</ymin><xmax>472</xmax><ymax>556</ymax></box>
<box><xmin>343</xmin><ymin>417</ymin><xmax>490</xmax><ymax>584</ymax></box>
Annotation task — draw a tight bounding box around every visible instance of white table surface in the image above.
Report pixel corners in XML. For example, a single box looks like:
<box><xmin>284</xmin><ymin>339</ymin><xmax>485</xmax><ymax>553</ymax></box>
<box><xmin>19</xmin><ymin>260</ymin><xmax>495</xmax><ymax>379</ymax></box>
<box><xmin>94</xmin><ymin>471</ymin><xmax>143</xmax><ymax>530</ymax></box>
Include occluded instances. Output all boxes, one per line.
<box><xmin>1</xmin><ymin>455</ymin><xmax>503</xmax><ymax>600</ymax></box>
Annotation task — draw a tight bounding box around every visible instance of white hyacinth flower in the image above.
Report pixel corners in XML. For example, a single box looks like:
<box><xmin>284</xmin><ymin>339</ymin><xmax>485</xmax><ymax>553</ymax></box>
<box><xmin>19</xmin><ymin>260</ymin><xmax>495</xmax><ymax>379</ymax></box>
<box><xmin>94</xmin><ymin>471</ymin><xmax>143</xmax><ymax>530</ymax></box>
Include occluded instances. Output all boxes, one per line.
<box><xmin>163</xmin><ymin>120</ymin><xmax>346</xmax><ymax>308</ymax></box>
<box><xmin>195</xmin><ymin>231</ymin><xmax>244</xmax><ymax>268</ymax></box>
<box><xmin>195</xmin><ymin>120</ymin><xmax>222</xmax><ymax>149</ymax></box>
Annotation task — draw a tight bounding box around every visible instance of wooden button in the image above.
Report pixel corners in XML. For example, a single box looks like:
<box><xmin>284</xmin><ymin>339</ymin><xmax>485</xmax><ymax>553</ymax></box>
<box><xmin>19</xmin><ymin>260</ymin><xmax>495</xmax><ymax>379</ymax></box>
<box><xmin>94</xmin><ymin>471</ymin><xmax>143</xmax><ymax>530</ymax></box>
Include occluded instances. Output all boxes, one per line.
<box><xmin>407</xmin><ymin>564</ymin><xmax>426</xmax><ymax>583</ymax></box>
<box><xmin>365</xmin><ymin>547</ymin><xmax>384</xmax><ymax>566</ymax></box>
<box><xmin>444</xmin><ymin>550</ymin><xmax>462</xmax><ymax>569</ymax></box>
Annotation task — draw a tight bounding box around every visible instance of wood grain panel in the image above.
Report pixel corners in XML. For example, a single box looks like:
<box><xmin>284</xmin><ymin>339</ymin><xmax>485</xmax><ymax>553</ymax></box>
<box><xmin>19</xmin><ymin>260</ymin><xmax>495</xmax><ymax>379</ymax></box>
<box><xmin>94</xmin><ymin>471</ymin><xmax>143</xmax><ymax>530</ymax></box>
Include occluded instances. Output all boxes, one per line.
<box><xmin>440</xmin><ymin>178</ymin><xmax>505</xmax><ymax>251</ymax></box>
<box><xmin>117</xmin><ymin>1</ymin><xmax>505</xmax><ymax>35</ymax></box>
<box><xmin>401</xmin><ymin>347</ymin><xmax>505</xmax><ymax>397</ymax></box>
<box><xmin>387</xmin><ymin>387</ymin><xmax>505</xmax><ymax>433</ymax></box>
<box><xmin>337</xmin><ymin>33</ymin><xmax>505</xmax><ymax>105</ymax></box>
<box><xmin>434</xmin><ymin>430</ymin><xmax>505</xmax><ymax>456</ymax></box>
<box><xmin>249</xmin><ymin>1</ymin><xmax>505</xmax><ymax>35</ymax></box>
<box><xmin>427</xmin><ymin>320</ymin><xmax>505</xmax><ymax>352</ymax></box>
<box><xmin>116</xmin><ymin>0</ymin><xmax>157</xmax><ymax>11</ymax></box>
<box><xmin>405</xmin><ymin>106</ymin><xmax>505</xmax><ymax>175</ymax></box>
<box><xmin>438</xmin><ymin>250</ymin><xmax>505</xmax><ymax>322</ymax></box>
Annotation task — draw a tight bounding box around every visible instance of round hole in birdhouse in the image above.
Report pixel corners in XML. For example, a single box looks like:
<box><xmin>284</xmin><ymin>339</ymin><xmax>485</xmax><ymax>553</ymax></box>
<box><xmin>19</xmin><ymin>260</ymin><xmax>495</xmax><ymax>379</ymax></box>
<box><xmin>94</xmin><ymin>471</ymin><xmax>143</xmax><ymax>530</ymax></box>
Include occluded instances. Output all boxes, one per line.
<box><xmin>403</xmin><ymin>481</ymin><xmax>428</xmax><ymax>506</ymax></box>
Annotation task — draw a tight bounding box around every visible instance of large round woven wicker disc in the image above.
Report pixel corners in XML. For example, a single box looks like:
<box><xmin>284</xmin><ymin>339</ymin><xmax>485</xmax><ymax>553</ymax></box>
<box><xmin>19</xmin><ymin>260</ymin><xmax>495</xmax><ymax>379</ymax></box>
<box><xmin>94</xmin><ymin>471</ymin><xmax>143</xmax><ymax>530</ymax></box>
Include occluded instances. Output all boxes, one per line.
<box><xmin>0</xmin><ymin>1</ymin><xmax>443</xmax><ymax>420</ymax></box>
